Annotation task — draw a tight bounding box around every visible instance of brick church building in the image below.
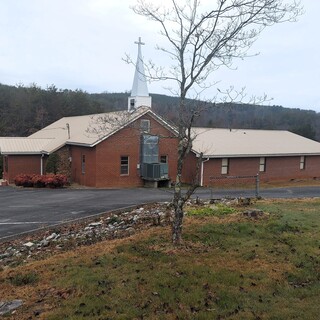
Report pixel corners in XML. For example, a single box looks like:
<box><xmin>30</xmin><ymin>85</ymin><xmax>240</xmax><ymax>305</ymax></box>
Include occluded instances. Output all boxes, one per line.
<box><xmin>1</xmin><ymin>39</ymin><xmax>320</xmax><ymax>188</ymax></box>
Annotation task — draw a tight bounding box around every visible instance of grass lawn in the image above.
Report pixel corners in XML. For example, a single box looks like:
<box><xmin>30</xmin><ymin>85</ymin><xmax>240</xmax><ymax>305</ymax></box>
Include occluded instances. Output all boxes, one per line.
<box><xmin>1</xmin><ymin>198</ymin><xmax>320</xmax><ymax>319</ymax></box>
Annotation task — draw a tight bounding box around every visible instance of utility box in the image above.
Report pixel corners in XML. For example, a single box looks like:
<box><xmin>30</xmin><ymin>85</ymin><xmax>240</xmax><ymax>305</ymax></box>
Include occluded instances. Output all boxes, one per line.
<box><xmin>141</xmin><ymin>163</ymin><xmax>168</xmax><ymax>180</ymax></box>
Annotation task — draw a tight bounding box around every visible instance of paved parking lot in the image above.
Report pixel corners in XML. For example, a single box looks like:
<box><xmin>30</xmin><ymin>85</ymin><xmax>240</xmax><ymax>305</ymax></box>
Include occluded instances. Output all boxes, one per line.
<box><xmin>0</xmin><ymin>187</ymin><xmax>173</xmax><ymax>241</ymax></box>
<box><xmin>1</xmin><ymin>185</ymin><xmax>319</xmax><ymax>241</ymax></box>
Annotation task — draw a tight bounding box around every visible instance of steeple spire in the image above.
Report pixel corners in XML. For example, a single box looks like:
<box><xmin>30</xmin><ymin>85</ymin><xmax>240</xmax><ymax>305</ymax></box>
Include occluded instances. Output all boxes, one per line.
<box><xmin>128</xmin><ymin>37</ymin><xmax>152</xmax><ymax>112</ymax></box>
<box><xmin>131</xmin><ymin>37</ymin><xmax>148</xmax><ymax>96</ymax></box>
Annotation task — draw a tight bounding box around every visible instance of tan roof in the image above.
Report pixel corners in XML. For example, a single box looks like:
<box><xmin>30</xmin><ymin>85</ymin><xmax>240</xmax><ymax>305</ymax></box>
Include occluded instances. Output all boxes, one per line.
<box><xmin>0</xmin><ymin>107</ymin><xmax>177</xmax><ymax>155</ymax></box>
<box><xmin>192</xmin><ymin>128</ymin><xmax>320</xmax><ymax>157</ymax></box>
<box><xmin>0</xmin><ymin>137</ymin><xmax>54</xmax><ymax>154</ymax></box>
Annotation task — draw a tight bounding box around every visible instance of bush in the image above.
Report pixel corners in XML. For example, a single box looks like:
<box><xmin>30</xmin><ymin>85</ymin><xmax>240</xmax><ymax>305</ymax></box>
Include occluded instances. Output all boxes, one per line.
<box><xmin>14</xmin><ymin>174</ymin><xmax>34</xmax><ymax>187</ymax></box>
<box><xmin>46</xmin><ymin>153</ymin><xmax>60</xmax><ymax>174</ymax></box>
<box><xmin>44</xmin><ymin>174</ymin><xmax>68</xmax><ymax>188</ymax></box>
<box><xmin>32</xmin><ymin>174</ymin><xmax>46</xmax><ymax>188</ymax></box>
<box><xmin>14</xmin><ymin>174</ymin><xmax>69</xmax><ymax>188</ymax></box>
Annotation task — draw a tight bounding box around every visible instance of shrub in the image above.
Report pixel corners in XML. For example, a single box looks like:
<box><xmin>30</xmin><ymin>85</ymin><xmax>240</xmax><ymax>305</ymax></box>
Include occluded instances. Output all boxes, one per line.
<box><xmin>46</xmin><ymin>153</ymin><xmax>60</xmax><ymax>174</ymax></box>
<box><xmin>14</xmin><ymin>174</ymin><xmax>69</xmax><ymax>188</ymax></box>
<box><xmin>14</xmin><ymin>174</ymin><xmax>34</xmax><ymax>187</ymax></box>
<box><xmin>44</xmin><ymin>174</ymin><xmax>68</xmax><ymax>188</ymax></box>
<box><xmin>32</xmin><ymin>174</ymin><xmax>46</xmax><ymax>188</ymax></box>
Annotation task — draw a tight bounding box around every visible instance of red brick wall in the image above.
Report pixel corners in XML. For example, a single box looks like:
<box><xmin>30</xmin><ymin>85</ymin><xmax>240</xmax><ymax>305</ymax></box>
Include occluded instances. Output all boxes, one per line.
<box><xmin>70</xmin><ymin>114</ymin><xmax>179</xmax><ymax>188</ymax></box>
<box><xmin>94</xmin><ymin>114</ymin><xmax>179</xmax><ymax>188</ymax></box>
<box><xmin>71</xmin><ymin>146</ymin><xmax>97</xmax><ymax>187</ymax></box>
<box><xmin>181</xmin><ymin>152</ymin><xmax>199</xmax><ymax>185</ymax></box>
<box><xmin>259</xmin><ymin>156</ymin><xmax>320</xmax><ymax>181</ymax></box>
<box><xmin>202</xmin><ymin>155</ymin><xmax>320</xmax><ymax>186</ymax></box>
<box><xmin>3</xmin><ymin>155</ymin><xmax>43</xmax><ymax>183</ymax></box>
<box><xmin>95</xmin><ymin>127</ymin><xmax>142</xmax><ymax>188</ymax></box>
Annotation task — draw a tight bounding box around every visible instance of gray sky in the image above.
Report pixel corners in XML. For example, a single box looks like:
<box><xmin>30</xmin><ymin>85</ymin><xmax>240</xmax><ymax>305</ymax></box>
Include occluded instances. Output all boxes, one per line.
<box><xmin>0</xmin><ymin>0</ymin><xmax>319</xmax><ymax>112</ymax></box>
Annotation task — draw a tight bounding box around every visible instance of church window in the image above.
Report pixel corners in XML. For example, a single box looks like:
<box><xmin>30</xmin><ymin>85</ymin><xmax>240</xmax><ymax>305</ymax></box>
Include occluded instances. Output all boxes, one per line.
<box><xmin>120</xmin><ymin>156</ymin><xmax>129</xmax><ymax>175</ymax></box>
<box><xmin>300</xmin><ymin>156</ymin><xmax>306</xmax><ymax>170</ymax></box>
<box><xmin>81</xmin><ymin>155</ymin><xmax>86</xmax><ymax>174</ymax></box>
<box><xmin>259</xmin><ymin>157</ymin><xmax>266</xmax><ymax>172</ymax></box>
<box><xmin>141</xmin><ymin>119</ymin><xmax>150</xmax><ymax>133</ymax></box>
<box><xmin>221</xmin><ymin>158</ymin><xmax>229</xmax><ymax>174</ymax></box>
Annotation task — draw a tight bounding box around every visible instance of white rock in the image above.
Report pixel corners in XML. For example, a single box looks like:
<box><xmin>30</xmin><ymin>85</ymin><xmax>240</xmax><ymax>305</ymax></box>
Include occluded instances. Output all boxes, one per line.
<box><xmin>40</xmin><ymin>240</ymin><xmax>49</xmax><ymax>247</ymax></box>
<box><xmin>46</xmin><ymin>233</ymin><xmax>58</xmax><ymax>241</ymax></box>
<box><xmin>23</xmin><ymin>242</ymin><xmax>34</xmax><ymax>247</ymax></box>
<box><xmin>88</xmin><ymin>222</ymin><xmax>102</xmax><ymax>227</ymax></box>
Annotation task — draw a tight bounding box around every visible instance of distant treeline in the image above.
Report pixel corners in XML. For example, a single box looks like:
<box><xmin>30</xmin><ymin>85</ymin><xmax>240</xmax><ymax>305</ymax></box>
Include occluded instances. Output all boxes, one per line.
<box><xmin>0</xmin><ymin>83</ymin><xmax>319</xmax><ymax>141</ymax></box>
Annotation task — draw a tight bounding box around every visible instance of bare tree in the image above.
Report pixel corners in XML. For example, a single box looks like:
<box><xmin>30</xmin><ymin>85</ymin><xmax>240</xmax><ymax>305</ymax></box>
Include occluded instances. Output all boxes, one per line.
<box><xmin>132</xmin><ymin>0</ymin><xmax>302</xmax><ymax>245</ymax></box>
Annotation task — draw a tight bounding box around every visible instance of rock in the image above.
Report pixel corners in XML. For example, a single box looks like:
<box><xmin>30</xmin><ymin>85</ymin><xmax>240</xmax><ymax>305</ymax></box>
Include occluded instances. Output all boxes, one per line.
<box><xmin>46</xmin><ymin>233</ymin><xmax>59</xmax><ymax>241</ymax></box>
<box><xmin>243</xmin><ymin>209</ymin><xmax>264</xmax><ymax>218</ymax></box>
<box><xmin>0</xmin><ymin>252</ymin><xmax>12</xmax><ymax>259</ymax></box>
<box><xmin>23</xmin><ymin>242</ymin><xmax>34</xmax><ymax>247</ymax></box>
<box><xmin>0</xmin><ymin>202</ymin><xmax>180</xmax><ymax>268</ymax></box>
<box><xmin>39</xmin><ymin>240</ymin><xmax>49</xmax><ymax>247</ymax></box>
<box><xmin>125</xmin><ymin>227</ymin><xmax>135</xmax><ymax>235</ymax></box>
<box><xmin>0</xmin><ymin>300</ymin><xmax>23</xmax><ymax>316</ymax></box>
<box><xmin>88</xmin><ymin>222</ymin><xmax>102</xmax><ymax>227</ymax></box>
<box><xmin>238</xmin><ymin>197</ymin><xmax>251</xmax><ymax>206</ymax></box>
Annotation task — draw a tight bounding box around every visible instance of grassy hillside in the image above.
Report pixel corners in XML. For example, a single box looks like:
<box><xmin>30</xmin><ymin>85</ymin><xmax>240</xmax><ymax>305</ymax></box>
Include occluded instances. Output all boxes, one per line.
<box><xmin>1</xmin><ymin>198</ymin><xmax>319</xmax><ymax>319</ymax></box>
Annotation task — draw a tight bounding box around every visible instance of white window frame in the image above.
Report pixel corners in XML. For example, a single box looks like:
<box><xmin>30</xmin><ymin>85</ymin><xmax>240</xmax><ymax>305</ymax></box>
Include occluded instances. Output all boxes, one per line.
<box><xmin>300</xmin><ymin>156</ymin><xmax>306</xmax><ymax>170</ymax></box>
<box><xmin>221</xmin><ymin>158</ymin><xmax>229</xmax><ymax>175</ymax></box>
<box><xmin>259</xmin><ymin>157</ymin><xmax>266</xmax><ymax>172</ymax></box>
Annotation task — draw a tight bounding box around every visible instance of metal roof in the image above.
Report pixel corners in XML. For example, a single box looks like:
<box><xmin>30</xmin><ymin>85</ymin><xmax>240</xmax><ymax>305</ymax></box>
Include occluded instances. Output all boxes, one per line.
<box><xmin>191</xmin><ymin>128</ymin><xmax>320</xmax><ymax>158</ymax></box>
<box><xmin>29</xmin><ymin>107</ymin><xmax>153</xmax><ymax>150</ymax></box>
<box><xmin>0</xmin><ymin>107</ymin><xmax>177</xmax><ymax>155</ymax></box>
<box><xmin>2</xmin><ymin>110</ymin><xmax>320</xmax><ymax>158</ymax></box>
<box><xmin>0</xmin><ymin>137</ymin><xmax>54</xmax><ymax>154</ymax></box>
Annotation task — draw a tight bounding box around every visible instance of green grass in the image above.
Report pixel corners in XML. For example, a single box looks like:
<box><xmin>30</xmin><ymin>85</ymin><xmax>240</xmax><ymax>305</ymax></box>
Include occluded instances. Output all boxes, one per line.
<box><xmin>9</xmin><ymin>271</ymin><xmax>39</xmax><ymax>286</ymax></box>
<box><xmin>1</xmin><ymin>198</ymin><xmax>320</xmax><ymax>319</ymax></box>
<box><xmin>186</xmin><ymin>203</ymin><xmax>236</xmax><ymax>216</ymax></box>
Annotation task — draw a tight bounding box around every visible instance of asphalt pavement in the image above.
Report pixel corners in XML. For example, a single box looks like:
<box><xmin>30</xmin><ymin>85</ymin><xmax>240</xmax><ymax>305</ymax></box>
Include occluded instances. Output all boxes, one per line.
<box><xmin>0</xmin><ymin>185</ymin><xmax>319</xmax><ymax>241</ymax></box>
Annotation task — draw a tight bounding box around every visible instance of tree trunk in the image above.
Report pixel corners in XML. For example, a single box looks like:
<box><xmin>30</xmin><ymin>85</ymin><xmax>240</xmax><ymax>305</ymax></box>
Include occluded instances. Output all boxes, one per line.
<box><xmin>172</xmin><ymin>130</ymin><xmax>186</xmax><ymax>245</ymax></box>
<box><xmin>172</xmin><ymin>200</ymin><xmax>184</xmax><ymax>245</ymax></box>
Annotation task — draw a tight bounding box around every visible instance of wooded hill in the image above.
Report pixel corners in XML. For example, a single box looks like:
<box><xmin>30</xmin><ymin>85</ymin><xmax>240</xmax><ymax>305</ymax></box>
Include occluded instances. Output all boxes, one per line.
<box><xmin>1</xmin><ymin>83</ymin><xmax>319</xmax><ymax>141</ymax></box>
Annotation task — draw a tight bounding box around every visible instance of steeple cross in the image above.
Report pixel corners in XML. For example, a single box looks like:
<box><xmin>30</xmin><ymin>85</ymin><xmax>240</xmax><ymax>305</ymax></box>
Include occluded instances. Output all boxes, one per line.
<box><xmin>135</xmin><ymin>37</ymin><xmax>145</xmax><ymax>46</ymax></box>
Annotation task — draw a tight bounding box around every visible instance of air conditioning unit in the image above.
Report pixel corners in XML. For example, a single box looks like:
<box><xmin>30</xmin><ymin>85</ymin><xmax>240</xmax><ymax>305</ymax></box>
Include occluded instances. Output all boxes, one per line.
<box><xmin>141</xmin><ymin>163</ymin><xmax>168</xmax><ymax>180</ymax></box>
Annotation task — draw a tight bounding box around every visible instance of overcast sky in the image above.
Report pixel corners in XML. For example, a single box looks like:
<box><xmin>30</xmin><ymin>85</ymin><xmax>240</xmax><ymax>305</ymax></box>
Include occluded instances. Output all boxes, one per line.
<box><xmin>0</xmin><ymin>0</ymin><xmax>319</xmax><ymax>112</ymax></box>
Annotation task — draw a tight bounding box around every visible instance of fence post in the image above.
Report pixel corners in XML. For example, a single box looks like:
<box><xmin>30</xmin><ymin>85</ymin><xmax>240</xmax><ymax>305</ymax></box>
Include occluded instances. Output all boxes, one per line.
<box><xmin>255</xmin><ymin>174</ymin><xmax>260</xmax><ymax>198</ymax></box>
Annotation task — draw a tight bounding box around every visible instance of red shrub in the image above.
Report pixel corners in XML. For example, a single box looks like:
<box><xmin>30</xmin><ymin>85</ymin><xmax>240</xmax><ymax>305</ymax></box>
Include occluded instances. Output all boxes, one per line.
<box><xmin>14</xmin><ymin>174</ymin><xmax>69</xmax><ymax>188</ymax></box>
<box><xmin>31</xmin><ymin>175</ymin><xmax>46</xmax><ymax>188</ymax></box>
<box><xmin>44</xmin><ymin>174</ymin><xmax>68</xmax><ymax>188</ymax></box>
<box><xmin>14</xmin><ymin>174</ymin><xmax>34</xmax><ymax>187</ymax></box>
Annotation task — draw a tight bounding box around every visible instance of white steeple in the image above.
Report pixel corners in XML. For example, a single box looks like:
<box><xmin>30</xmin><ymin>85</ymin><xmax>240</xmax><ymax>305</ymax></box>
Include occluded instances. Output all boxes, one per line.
<box><xmin>128</xmin><ymin>37</ymin><xmax>152</xmax><ymax>112</ymax></box>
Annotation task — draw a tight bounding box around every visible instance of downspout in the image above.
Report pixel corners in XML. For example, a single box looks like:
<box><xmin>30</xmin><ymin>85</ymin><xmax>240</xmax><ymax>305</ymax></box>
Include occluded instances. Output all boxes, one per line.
<box><xmin>200</xmin><ymin>157</ymin><xmax>210</xmax><ymax>187</ymax></box>
<box><xmin>40</xmin><ymin>153</ymin><xmax>45</xmax><ymax>175</ymax></box>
